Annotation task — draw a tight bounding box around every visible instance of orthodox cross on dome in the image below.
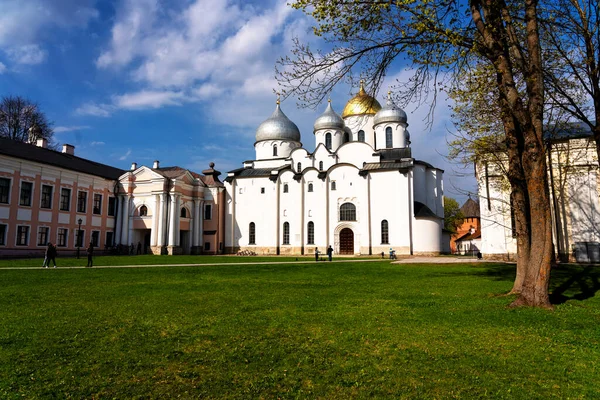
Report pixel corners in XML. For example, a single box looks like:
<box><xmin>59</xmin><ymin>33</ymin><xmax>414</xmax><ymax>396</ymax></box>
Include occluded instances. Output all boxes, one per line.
<box><xmin>276</xmin><ymin>91</ymin><xmax>281</xmax><ymax>105</ymax></box>
<box><xmin>359</xmin><ymin>79</ymin><xmax>366</xmax><ymax>94</ymax></box>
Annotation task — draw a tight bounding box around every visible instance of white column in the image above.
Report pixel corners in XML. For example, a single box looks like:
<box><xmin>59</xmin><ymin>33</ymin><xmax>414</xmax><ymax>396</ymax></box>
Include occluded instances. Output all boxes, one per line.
<box><xmin>168</xmin><ymin>193</ymin><xmax>177</xmax><ymax>246</ymax></box>
<box><xmin>175</xmin><ymin>196</ymin><xmax>181</xmax><ymax>246</ymax></box>
<box><xmin>115</xmin><ymin>195</ymin><xmax>123</xmax><ymax>244</ymax></box>
<box><xmin>157</xmin><ymin>193</ymin><xmax>166</xmax><ymax>247</ymax></box>
<box><xmin>150</xmin><ymin>195</ymin><xmax>160</xmax><ymax>246</ymax></box>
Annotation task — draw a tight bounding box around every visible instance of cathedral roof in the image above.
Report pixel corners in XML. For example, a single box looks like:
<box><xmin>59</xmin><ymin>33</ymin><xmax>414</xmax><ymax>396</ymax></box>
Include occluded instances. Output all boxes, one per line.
<box><xmin>376</xmin><ymin>148</ymin><xmax>412</xmax><ymax>160</ymax></box>
<box><xmin>255</xmin><ymin>102</ymin><xmax>301</xmax><ymax>143</ymax></box>
<box><xmin>314</xmin><ymin>101</ymin><xmax>345</xmax><ymax>132</ymax></box>
<box><xmin>342</xmin><ymin>80</ymin><xmax>382</xmax><ymax>118</ymax></box>
<box><xmin>374</xmin><ymin>92</ymin><xmax>407</xmax><ymax>125</ymax></box>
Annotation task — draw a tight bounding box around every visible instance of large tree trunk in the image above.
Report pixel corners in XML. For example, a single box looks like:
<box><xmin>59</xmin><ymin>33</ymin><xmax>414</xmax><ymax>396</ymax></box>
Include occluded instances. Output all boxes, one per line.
<box><xmin>473</xmin><ymin>0</ymin><xmax>553</xmax><ymax>308</ymax></box>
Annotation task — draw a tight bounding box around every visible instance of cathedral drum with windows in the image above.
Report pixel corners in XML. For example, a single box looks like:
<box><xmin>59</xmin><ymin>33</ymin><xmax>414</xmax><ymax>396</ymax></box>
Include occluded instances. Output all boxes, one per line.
<box><xmin>224</xmin><ymin>82</ymin><xmax>444</xmax><ymax>256</ymax></box>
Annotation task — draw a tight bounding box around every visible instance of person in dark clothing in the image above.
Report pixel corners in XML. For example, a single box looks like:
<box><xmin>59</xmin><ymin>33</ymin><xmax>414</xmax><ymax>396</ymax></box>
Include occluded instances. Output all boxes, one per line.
<box><xmin>137</xmin><ymin>241</ymin><xmax>142</xmax><ymax>255</ymax></box>
<box><xmin>315</xmin><ymin>248</ymin><xmax>319</xmax><ymax>261</ymax></box>
<box><xmin>43</xmin><ymin>242</ymin><xmax>57</xmax><ymax>268</ymax></box>
<box><xmin>86</xmin><ymin>242</ymin><xmax>94</xmax><ymax>267</ymax></box>
<box><xmin>327</xmin><ymin>245</ymin><xmax>333</xmax><ymax>262</ymax></box>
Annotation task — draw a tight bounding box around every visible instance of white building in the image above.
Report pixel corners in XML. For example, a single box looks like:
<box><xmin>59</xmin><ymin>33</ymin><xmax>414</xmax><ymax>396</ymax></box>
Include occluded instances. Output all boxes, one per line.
<box><xmin>224</xmin><ymin>83</ymin><xmax>444</xmax><ymax>256</ymax></box>
<box><xmin>477</xmin><ymin>123</ymin><xmax>600</xmax><ymax>262</ymax></box>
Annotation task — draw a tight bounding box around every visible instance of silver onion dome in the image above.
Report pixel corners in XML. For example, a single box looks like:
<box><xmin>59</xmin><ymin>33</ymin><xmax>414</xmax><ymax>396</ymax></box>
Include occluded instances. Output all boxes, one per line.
<box><xmin>255</xmin><ymin>103</ymin><xmax>301</xmax><ymax>142</ymax></box>
<box><xmin>374</xmin><ymin>94</ymin><xmax>408</xmax><ymax>126</ymax></box>
<box><xmin>313</xmin><ymin>101</ymin><xmax>345</xmax><ymax>132</ymax></box>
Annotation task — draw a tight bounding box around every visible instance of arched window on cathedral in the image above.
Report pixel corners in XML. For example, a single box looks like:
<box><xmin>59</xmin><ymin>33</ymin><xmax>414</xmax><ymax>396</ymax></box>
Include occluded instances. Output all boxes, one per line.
<box><xmin>331</xmin><ymin>181</ymin><xmax>336</xmax><ymax>191</ymax></box>
<box><xmin>385</xmin><ymin>127</ymin><xmax>393</xmax><ymax>148</ymax></box>
<box><xmin>249</xmin><ymin>222</ymin><xmax>256</xmax><ymax>245</ymax></box>
<box><xmin>273</xmin><ymin>145</ymin><xmax>278</xmax><ymax>156</ymax></box>
<box><xmin>283</xmin><ymin>222</ymin><xmax>290</xmax><ymax>244</ymax></box>
<box><xmin>283</xmin><ymin>183</ymin><xmax>289</xmax><ymax>193</ymax></box>
<box><xmin>139</xmin><ymin>205</ymin><xmax>148</xmax><ymax>216</ymax></box>
<box><xmin>319</xmin><ymin>161</ymin><xmax>323</xmax><ymax>171</ymax></box>
<box><xmin>180</xmin><ymin>208</ymin><xmax>187</xmax><ymax>218</ymax></box>
<box><xmin>381</xmin><ymin>220</ymin><xmax>389</xmax><ymax>244</ymax></box>
<box><xmin>297</xmin><ymin>162</ymin><xmax>302</xmax><ymax>172</ymax></box>
<box><xmin>339</xmin><ymin>202</ymin><xmax>356</xmax><ymax>221</ymax></box>
<box><xmin>307</xmin><ymin>221</ymin><xmax>314</xmax><ymax>244</ymax></box>
<box><xmin>308</xmin><ymin>183</ymin><xmax>313</xmax><ymax>192</ymax></box>
<box><xmin>325</xmin><ymin>132</ymin><xmax>332</xmax><ymax>150</ymax></box>
<box><xmin>343</xmin><ymin>131</ymin><xmax>350</xmax><ymax>143</ymax></box>
<box><xmin>358</xmin><ymin>130</ymin><xmax>365</xmax><ymax>142</ymax></box>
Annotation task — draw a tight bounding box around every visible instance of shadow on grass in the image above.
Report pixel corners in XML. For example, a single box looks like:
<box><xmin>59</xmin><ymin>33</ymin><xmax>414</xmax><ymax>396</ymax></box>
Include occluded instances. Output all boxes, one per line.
<box><xmin>477</xmin><ymin>263</ymin><xmax>600</xmax><ymax>304</ymax></box>
<box><xmin>549</xmin><ymin>265</ymin><xmax>600</xmax><ymax>304</ymax></box>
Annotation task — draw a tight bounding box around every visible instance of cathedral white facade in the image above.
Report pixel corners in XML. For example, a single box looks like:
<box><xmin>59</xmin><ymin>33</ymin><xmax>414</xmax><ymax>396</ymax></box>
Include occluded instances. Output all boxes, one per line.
<box><xmin>224</xmin><ymin>83</ymin><xmax>444</xmax><ymax>256</ymax></box>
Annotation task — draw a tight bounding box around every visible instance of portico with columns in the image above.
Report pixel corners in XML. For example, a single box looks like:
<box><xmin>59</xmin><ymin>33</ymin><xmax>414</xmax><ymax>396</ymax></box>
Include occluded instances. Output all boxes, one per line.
<box><xmin>116</xmin><ymin>161</ymin><xmax>225</xmax><ymax>255</ymax></box>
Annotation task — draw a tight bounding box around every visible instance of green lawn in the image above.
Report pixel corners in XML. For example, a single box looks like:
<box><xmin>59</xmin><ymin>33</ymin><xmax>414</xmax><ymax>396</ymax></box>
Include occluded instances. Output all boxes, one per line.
<box><xmin>0</xmin><ymin>261</ymin><xmax>598</xmax><ymax>398</ymax></box>
<box><xmin>0</xmin><ymin>254</ymin><xmax>379</xmax><ymax>268</ymax></box>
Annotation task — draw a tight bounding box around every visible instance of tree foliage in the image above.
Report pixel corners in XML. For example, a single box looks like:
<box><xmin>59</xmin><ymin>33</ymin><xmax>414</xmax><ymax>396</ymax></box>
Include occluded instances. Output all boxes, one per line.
<box><xmin>444</xmin><ymin>197</ymin><xmax>464</xmax><ymax>234</ymax></box>
<box><xmin>0</xmin><ymin>95</ymin><xmax>54</xmax><ymax>145</ymax></box>
<box><xmin>542</xmin><ymin>0</ymin><xmax>600</xmax><ymax>161</ymax></box>
<box><xmin>279</xmin><ymin>0</ymin><xmax>554</xmax><ymax>308</ymax></box>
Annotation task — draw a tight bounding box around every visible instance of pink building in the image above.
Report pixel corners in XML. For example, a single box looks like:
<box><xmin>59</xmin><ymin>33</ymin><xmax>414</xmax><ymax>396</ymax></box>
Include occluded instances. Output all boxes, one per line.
<box><xmin>0</xmin><ymin>138</ymin><xmax>225</xmax><ymax>257</ymax></box>
<box><xmin>0</xmin><ymin>137</ymin><xmax>123</xmax><ymax>257</ymax></box>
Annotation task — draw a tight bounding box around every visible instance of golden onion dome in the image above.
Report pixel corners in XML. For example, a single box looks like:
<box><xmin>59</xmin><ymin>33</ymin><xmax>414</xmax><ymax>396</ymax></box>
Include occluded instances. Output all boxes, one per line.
<box><xmin>341</xmin><ymin>80</ymin><xmax>382</xmax><ymax>118</ymax></box>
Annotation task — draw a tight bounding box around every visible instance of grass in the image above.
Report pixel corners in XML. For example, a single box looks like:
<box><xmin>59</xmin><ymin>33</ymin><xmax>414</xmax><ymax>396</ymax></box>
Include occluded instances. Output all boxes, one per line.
<box><xmin>0</xmin><ymin>254</ymin><xmax>380</xmax><ymax>268</ymax></box>
<box><xmin>0</xmin><ymin>260</ymin><xmax>598</xmax><ymax>398</ymax></box>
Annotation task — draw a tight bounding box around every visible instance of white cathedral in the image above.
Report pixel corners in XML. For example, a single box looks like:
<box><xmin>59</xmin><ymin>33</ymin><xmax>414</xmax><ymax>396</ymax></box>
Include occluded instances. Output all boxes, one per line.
<box><xmin>224</xmin><ymin>82</ymin><xmax>444</xmax><ymax>256</ymax></box>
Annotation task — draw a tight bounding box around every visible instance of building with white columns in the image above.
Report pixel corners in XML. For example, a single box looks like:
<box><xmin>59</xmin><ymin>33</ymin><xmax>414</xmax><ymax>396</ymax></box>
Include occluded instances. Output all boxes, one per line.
<box><xmin>224</xmin><ymin>83</ymin><xmax>444</xmax><ymax>255</ymax></box>
<box><xmin>115</xmin><ymin>162</ymin><xmax>225</xmax><ymax>255</ymax></box>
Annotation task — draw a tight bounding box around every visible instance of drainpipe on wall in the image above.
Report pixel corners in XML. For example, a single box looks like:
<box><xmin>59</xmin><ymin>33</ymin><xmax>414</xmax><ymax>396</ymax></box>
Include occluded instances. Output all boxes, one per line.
<box><xmin>546</xmin><ymin>140</ymin><xmax>562</xmax><ymax>261</ymax></box>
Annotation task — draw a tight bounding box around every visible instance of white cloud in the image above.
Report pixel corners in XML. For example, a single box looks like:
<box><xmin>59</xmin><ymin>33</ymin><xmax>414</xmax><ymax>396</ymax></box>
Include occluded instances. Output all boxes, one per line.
<box><xmin>113</xmin><ymin>90</ymin><xmax>186</xmax><ymax>109</ymax></box>
<box><xmin>54</xmin><ymin>125</ymin><xmax>91</xmax><ymax>133</ymax></box>
<box><xmin>0</xmin><ymin>0</ymin><xmax>98</xmax><ymax>65</ymax></box>
<box><xmin>119</xmin><ymin>149</ymin><xmax>132</xmax><ymax>160</ymax></box>
<box><xmin>96</xmin><ymin>0</ymin><xmax>302</xmax><ymax>95</ymax></box>
<box><xmin>91</xmin><ymin>141</ymin><xmax>105</xmax><ymax>146</ymax></box>
<box><xmin>0</xmin><ymin>62</ymin><xmax>5</xmax><ymax>73</ymax></box>
<box><xmin>6</xmin><ymin>44</ymin><xmax>47</xmax><ymax>65</ymax></box>
<box><xmin>96</xmin><ymin>0</ymin><xmax>158</xmax><ymax>68</ymax></box>
<box><xmin>75</xmin><ymin>103</ymin><xmax>113</xmax><ymax>117</ymax></box>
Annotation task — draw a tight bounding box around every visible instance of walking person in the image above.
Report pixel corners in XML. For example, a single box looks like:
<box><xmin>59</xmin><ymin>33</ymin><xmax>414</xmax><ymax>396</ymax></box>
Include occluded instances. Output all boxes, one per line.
<box><xmin>86</xmin><ymin>242</ymin><xmax>94</xmax><ymax>267</ymax></box>
<box><xmin>43</xmin><ymin>242</ymin><xmax>57</xmax><ymax>268</ymax></box>
<box><xmin>315</xmin><ymin>248</ymin><xmax>319</xmax><ymax>262</ymax></box>
<box><xmin>327</xmin><ymin>245</ymin><xmax>333</xmax><ymax>262</ymax></box>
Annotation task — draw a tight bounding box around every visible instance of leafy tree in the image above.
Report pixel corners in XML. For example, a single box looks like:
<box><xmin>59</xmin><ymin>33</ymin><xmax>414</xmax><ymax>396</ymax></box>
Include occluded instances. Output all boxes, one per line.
<box><xmin>444</xmin><ymin>197</ymin><xmax>464</xmax><ymax>234</ymax></box>
<box><xmin>542</xmin><ymin>0</ymin><xmax>600</xmax><ymax>163</ymax></box>
<box><xmin>278</xmin><ymin>0</ymin><xmax>553</xmax><ymax>308</ymax></box>
<box><xmin>0</xmin><ymin>95</ymin><xmax>54</xmax><ymax>145</ymax></box>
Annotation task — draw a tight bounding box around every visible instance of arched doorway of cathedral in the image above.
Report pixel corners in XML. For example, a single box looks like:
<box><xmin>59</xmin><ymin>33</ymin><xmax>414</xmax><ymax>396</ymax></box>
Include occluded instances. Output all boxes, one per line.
<box><xmin>339</xmin><ymin>228</ymin><xmax>354</xmax><ymax>255</ymax></box>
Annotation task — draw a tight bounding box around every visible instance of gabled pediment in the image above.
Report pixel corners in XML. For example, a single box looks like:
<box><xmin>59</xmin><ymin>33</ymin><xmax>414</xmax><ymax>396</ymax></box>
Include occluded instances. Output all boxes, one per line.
<box><xmin>131</xmin><ymin>166</ymin><xmax>167</xmax><ymax>182</ymax></box>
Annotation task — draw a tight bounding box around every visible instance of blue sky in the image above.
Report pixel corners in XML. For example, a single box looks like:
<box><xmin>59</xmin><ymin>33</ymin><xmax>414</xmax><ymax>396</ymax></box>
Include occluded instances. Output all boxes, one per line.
<box><xmin>0</xmin><ymin>0</ymin><xmax>476</xmax><ymax>203</ymax></box>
